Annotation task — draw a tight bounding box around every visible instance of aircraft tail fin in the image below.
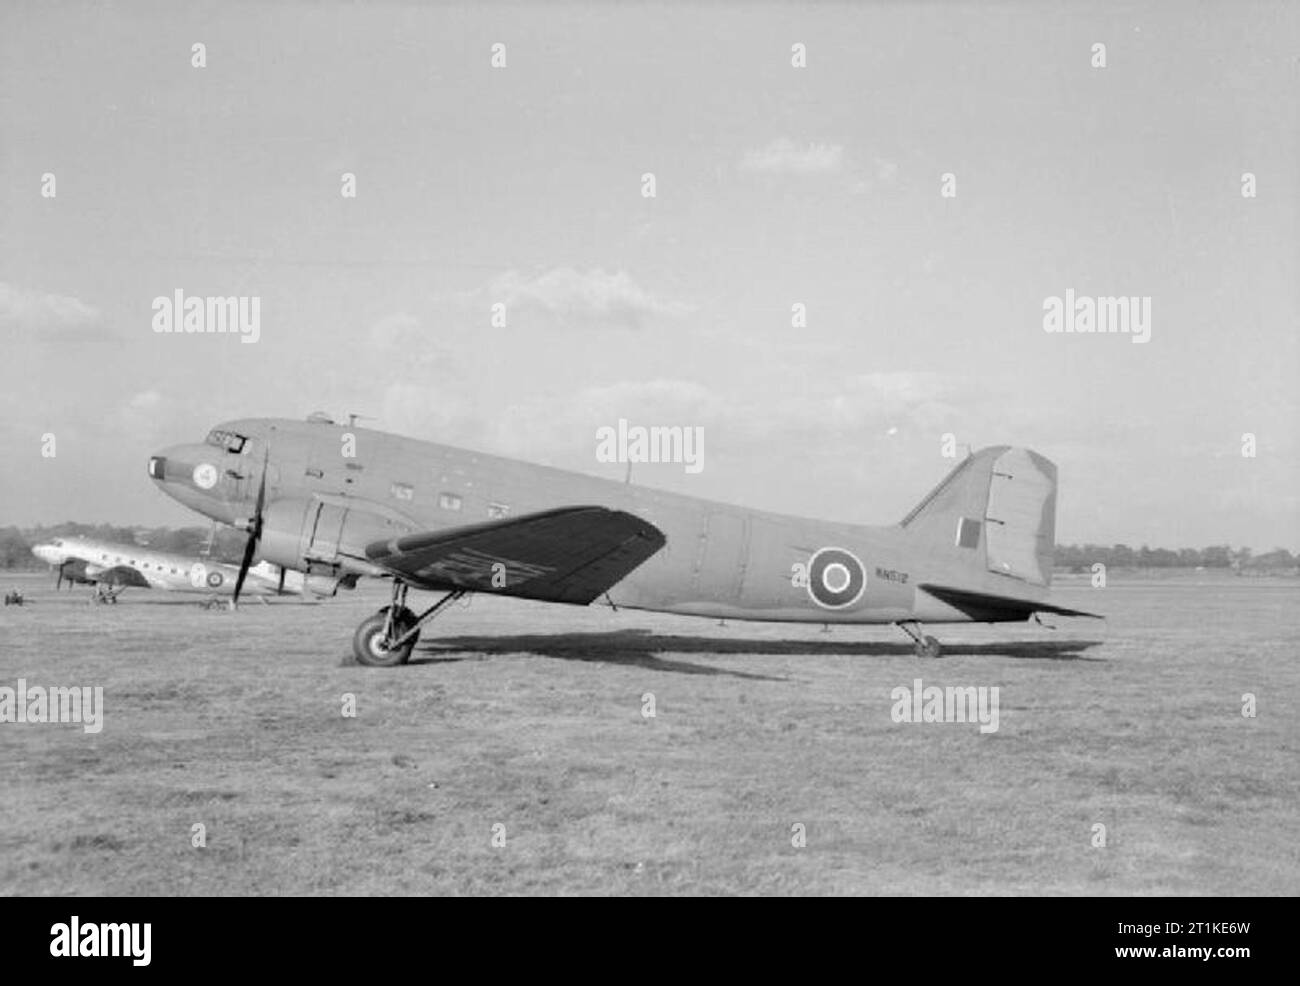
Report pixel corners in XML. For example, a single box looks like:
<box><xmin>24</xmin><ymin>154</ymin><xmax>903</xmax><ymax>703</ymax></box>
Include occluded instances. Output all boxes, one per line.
<box><xmin>899</xmin><ymin>446</ymin><xmax>1058</xmax><ymax>588</ymax></box>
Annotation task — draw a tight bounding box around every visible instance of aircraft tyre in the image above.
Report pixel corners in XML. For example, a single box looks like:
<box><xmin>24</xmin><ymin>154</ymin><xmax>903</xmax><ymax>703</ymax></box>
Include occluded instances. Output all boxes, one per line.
<box><xmin>916</xmin><ymin>635</ymin><xmax>942</xmax><ymax>659</ymax></box>
<box><xmin>354</xmin><ymin>606</ymin><xmax>420</xmax><ymax>666</ymax></box>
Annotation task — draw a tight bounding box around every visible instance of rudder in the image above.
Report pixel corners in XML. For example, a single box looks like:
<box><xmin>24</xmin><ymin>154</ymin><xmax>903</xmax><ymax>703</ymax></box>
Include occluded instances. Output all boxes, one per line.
<box><xmin>899</xmin><ymin>446</ymin><xmax>1057</xmax><ymax>587</ymax></box>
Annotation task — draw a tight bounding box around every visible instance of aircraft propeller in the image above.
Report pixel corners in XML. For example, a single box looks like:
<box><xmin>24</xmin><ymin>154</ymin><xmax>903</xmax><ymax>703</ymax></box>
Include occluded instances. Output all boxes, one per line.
<box><xmin>231</xmin><ymin>446</ymin><xmax>270</xmax><ymax>607</ymax></box>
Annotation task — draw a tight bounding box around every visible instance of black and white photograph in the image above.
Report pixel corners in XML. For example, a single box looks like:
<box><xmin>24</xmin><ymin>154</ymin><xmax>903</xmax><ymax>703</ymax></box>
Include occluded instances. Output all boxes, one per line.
<box><xmin>1</xmin><ymin>0</ymin><xmax>1296</xmax><ymax>926</ymax></box>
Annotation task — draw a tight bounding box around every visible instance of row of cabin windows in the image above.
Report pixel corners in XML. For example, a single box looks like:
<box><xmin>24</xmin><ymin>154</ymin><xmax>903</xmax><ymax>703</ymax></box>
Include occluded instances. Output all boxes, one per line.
<box><xmin>101</xmin><ymin>553</ymin><xmax>180</xmax><ymax>575</ymax></box>
<box><xmin>390</xmin><ymin>485</ymin><xmax>508</xmax><ymax>518</ymax></box>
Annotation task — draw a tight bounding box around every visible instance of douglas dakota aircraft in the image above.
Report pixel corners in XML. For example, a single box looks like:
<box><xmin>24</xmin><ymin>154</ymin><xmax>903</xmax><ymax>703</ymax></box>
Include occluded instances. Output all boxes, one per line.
<box><xmin>31</xmin><ymin>535</ymin><xmax>310</xmax><ymax>603</ymax></box>
<box><xmin>148</xmin><ymin>415</ymin><xmax>1100</xmax><ymax>666</ymax></box>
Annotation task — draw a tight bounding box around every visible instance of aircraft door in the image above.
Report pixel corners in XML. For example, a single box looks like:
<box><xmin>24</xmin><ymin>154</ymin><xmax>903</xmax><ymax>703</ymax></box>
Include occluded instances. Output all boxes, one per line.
<box><xmin>697</xmin><ymin>510</ymin><xmax>749</xmax><ymax>602</ymax></box>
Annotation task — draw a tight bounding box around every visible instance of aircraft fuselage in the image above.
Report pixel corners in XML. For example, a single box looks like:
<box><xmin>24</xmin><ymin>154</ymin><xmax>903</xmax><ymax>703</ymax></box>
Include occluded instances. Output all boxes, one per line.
<box><xmin>149</xmin><ymin>417</ymin><xmax>1059</xmax><ymax>625</ymax></box>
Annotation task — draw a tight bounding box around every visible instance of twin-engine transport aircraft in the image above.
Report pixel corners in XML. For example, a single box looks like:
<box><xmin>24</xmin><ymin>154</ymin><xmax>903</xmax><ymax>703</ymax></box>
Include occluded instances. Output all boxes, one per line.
<box><xmin>147</xmin><ymin>416</ymin><xmax>1100</xmax><ymax>666</ymax></box>
<box><xmin>30</xmin><ymin>536</ymin><xmax>323</xmax><ymax>602</ymax></box>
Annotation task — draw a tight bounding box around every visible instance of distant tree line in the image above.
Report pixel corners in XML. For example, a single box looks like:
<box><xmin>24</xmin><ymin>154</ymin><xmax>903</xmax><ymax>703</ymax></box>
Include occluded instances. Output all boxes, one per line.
<box><xmin>1054</xmin><ymin>544</ymin><xmax>1296</xmax><ymax>572</ymax></box>
<box><xmin>1</xmin><ymin>524</ymin><xmax>1295</xmax><ymax>573</ymax></box>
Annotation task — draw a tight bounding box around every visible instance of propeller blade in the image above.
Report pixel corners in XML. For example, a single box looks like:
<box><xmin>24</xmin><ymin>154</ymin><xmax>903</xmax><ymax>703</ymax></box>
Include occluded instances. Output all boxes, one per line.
<box><xmin>277</xmin><ymin>566</ymin><xmax>286</xmax><ymax>595</ymax></box>
<box><xmin>232</xmin><ymin>530</ymin><xmax>259</xmax><ymax>604</ymax></box>
<box><xmin>232</xmin><ymin>447</ymin><xmax>270</xmax><ymax>606</ymax></box>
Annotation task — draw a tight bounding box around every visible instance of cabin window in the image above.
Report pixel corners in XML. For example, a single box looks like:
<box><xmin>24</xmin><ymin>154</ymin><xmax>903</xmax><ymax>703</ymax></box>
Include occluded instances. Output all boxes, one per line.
<box><xmin>438</xmin><ymin>492</ymin><xmax>463</xmax><ymax>512</ymax></box>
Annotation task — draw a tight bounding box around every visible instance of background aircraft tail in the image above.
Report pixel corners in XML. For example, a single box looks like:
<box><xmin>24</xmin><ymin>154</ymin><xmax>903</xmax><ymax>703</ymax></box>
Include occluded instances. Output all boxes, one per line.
<box><xmin>899</xmin><ymin>446</ymin><xmax>1058</xmax><ymax>588</ymax></box>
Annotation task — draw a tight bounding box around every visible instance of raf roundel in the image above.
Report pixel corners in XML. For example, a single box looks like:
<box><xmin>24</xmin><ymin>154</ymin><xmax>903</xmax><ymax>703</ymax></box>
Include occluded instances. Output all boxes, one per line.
<box><xmin>192</xmin><ymin>463</ymin><xmax>219</xmax><ymax>490</ymax></box>
<box><xmin>206</xmin><ymin>570</ymin><xmax>224</xmax><ymax>588</ymax></box>
<box><xmin>807</xmin><ymin>547</ymin><xmax>867</xmax><ymax>610</ymax></box>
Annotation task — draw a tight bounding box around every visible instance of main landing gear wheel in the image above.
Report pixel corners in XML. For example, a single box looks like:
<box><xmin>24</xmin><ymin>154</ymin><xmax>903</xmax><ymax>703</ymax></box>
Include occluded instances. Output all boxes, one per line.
<box><xmin>897</xmin><ymin>621</ymin><xmax>943</xmax><ymax>658</ymax></box>
<box><xmin>354</xmin><ymin>606</ymin><xmax>419</xmax><ymax>667</ymax></box>
<box><xmin>916</xmin><ymin>635</ymin><xmax>942</xmax><ymax>659</ymax></box>
<box><xmin>352</xmin><ymin>582</ymin><xmax>468</xmax><ymax>668</ymax></box>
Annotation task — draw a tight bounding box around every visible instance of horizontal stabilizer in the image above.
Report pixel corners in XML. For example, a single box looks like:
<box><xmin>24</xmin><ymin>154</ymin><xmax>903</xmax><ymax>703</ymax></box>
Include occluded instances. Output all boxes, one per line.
<box><xmin>919</xmin><ymin>583</ymin><xmax>1103</xmax><ymax>622</ymax></box>
<box><xmin>364</xmin><ymin>506</ymin><xmax>666</xmax><ymax>604</ymax></box>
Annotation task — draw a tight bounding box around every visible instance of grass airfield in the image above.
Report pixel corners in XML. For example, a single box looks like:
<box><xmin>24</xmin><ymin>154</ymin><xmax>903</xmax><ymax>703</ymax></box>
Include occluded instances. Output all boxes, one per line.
<box><xmin>1</xmin><ymin>572</ymin><xmax>1296</xmax><ymax>896</ymax></box>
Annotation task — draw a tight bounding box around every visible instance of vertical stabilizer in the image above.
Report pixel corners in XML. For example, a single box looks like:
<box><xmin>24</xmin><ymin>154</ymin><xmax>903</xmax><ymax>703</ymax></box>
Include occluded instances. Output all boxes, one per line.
<box><xmin>899</xmin><ymin>446</ymin><xmax>1057</xmax><ymax>588</ymax></box>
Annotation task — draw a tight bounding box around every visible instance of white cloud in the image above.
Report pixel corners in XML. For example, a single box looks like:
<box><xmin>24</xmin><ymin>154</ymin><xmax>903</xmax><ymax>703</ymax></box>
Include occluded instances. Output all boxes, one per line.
<box><xmin>849</xmin><ymin>155</ymin><xmax>901</xmax><ymax>194</ymax></box>
<box><xmin>368</xmin><ymin>311</ymin><xmax>423</xmax><ymax>348</ymax></box>
<box><xmin>127</xmin><ymin>390</ymin><xmax>162</xmax><ymax>412</ymax></box>
<box><xmin>571</xmin><ymin>378</ymin><xmax>723</xmax><ymax>423</ymax></box>
<box><xmin>0</xmin><ymin>282</ymin><xmax>100</xmax><ymax>327</ymax></box>
<box><xmin>114</xmin><ymin>388</ymin><xmax>172</xmax><ymax>437</ymax></box>
<box><xmin>488</xmin><ymin>267</ymin><xmax>692</xmax><ymax>328</ymax></box>
<box><xmin>740</xmin><ymin>139</ymin><xmax>845</xmax><ymax>176</ymax></box>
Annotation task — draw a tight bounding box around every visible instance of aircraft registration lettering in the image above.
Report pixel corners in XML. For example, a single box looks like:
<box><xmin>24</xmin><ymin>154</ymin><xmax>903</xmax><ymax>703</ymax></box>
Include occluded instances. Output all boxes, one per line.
<box><xmin>875</xmin><ymin>567</ymin><xmax>909</xmax><ymax>584</ymax></box>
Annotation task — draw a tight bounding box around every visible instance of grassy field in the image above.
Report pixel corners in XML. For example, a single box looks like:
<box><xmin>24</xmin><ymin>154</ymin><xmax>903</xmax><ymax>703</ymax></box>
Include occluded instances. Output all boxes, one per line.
<box><xmin>1</xmin><ymin>573</ymin><xmax>1296</xmax><ymax>895</ymax></box>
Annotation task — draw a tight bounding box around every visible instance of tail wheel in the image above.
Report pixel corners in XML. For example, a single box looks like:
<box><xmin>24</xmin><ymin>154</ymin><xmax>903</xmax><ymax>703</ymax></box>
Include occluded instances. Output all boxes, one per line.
<box><xmin>353</xmin><ymin>606</ymin><xmax>419</xmax><ymax>666</ymax></box>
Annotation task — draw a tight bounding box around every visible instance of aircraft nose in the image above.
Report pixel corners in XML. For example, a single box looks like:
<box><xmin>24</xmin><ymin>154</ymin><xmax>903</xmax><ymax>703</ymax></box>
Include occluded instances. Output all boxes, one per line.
<box><xmin>147</xmin><ymin>442</ymin><xmax>239</xmax><ymax>524</ymax></box>
<box><xmin>147</xmin><ymin>445</ymin><xmax>200</xmax><ymax>485</ymax></box>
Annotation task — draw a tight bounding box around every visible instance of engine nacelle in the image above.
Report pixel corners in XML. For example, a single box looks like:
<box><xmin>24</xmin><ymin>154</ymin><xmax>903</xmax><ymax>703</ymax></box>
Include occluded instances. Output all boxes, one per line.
<box><xmin>255</xmin><ymin>496</ymin><xmax>417</xmax><ymax>578</ymax></box>
<box><xmin>256</xmin><ymin>498</ymin><xmax>315</xmax><ymax>572</ymax></box>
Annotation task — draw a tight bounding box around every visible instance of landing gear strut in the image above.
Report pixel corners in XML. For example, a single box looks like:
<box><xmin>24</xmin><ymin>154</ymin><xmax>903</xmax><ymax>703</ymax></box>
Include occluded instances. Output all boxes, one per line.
<box><xmin>897</xmin><ymin>621</ymin><xmax>942</xmax><ymax>659</ymax></box>
<box><xmin>352</xmin><ymin>580</ymin><xmax>467</xmax><ymax>667</ymax></box>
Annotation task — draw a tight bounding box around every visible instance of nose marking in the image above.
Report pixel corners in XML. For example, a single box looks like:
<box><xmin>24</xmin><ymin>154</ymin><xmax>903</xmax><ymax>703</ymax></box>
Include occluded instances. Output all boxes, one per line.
<box><xmin>193</xmin><ymin>463</ymin><xmax>219</xmax><ymax>489</ymax></box>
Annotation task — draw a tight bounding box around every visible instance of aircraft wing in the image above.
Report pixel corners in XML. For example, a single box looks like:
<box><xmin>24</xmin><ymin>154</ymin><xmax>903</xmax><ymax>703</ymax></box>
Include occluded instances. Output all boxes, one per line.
<box><xmin>918</xmin><ymin>583</ymin><xmax>1103</xmax><ymax>621</ymax></box>
<box><xmin>89</xmin><ymin>565</ymin><xmax>153</xmax><ymax>589</ymax></box>
<box><xmin>363</xmin><ymin>506</ymin><xmax>666</xmax><ymax>604</ymax></box>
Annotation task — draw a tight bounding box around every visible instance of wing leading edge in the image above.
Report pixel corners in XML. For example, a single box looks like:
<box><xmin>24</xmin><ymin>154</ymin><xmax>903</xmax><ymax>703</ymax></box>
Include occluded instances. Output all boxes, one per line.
<box><xmin>363</xmin><ymin>506</ymin><xmax>666</xmax><ymax>604</ymax></box>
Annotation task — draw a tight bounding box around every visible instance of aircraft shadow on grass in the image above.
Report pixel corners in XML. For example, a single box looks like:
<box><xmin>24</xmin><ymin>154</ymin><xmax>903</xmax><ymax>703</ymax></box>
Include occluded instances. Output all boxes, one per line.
<box><xmin>409</xmin><ymin>628</ymin><xmax>1104</xmax><ymax>677</ymax></box>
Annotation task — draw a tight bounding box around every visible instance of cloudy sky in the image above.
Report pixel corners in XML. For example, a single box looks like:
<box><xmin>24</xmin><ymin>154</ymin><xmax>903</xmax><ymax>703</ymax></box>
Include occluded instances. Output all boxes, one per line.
<box><xmin>1</xmin><ymin>1</ymin><xmax>1296</xmax><ymax>550</ymax></box>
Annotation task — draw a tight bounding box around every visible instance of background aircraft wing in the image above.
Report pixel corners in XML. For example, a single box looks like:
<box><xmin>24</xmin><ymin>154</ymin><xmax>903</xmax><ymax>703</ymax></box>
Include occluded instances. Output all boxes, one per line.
<box><xmin>363</xmin><ymin>506</ymin><xmax>666</xmax><ymax>604</ymax></box>
<box><xmin>90</xmin><ymin>565</ymin><xmax>153</xmax><ymax>589</ymax></box>
<box><xmin>918</xmin><ymin>583</ymin><xmax>1103</xmax><ymax>621</ymax></box>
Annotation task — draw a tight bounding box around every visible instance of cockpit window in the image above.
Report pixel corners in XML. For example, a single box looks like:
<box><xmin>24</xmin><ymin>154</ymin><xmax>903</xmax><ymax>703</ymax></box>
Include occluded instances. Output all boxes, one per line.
<box><xmin>205</xmin><ymin>429</ymin><xmax>248</xmax><ymax>454</ymax></box>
